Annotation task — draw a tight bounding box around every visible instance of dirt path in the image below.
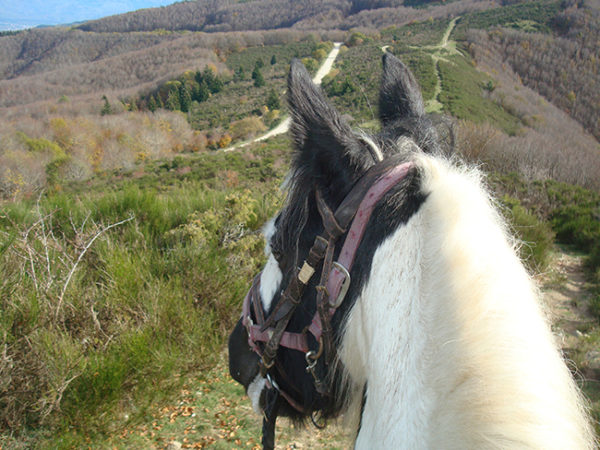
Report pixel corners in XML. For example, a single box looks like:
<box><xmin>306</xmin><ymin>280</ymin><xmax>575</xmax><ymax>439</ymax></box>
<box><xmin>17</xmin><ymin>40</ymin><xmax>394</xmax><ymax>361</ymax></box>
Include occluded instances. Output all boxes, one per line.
<box><xmin>225</xmin><ymin>43</ymin><xmax>342</xmax><ymax>152</ymax></box>
<box><xmin>416</xmin><ymin>16</ymin><xmax>460</xmax><ymax>113</ymax></box>
<box><xmin>540</xmin><ymin>250</ymin><xmax>600</xmax><ymax>374</ymax></box>
<box><xmin>542</xmin><ymin>251</ymin><xmax>594</xmax><ymax>326</ymax></box>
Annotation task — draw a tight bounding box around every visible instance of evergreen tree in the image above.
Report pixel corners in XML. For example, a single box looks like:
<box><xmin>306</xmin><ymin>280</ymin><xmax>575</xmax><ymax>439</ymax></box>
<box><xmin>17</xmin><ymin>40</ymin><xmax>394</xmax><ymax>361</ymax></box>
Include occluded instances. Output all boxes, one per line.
<box><xmin>234</xmin><ymin>66</ymin><xmax>245</xmax><ymax>82</ymax></box>
<box><xmin>166</xmin><ymin>89</ymin><xmax>181</xmax><ymax>111</ymax></box>
<box><xmin>208</xmin><ymin>75</ymin><xmax>223</xmax><ymax>94</ymax></box>
<box><xmin>193</xmin><ymin>81</ymin><xmax>210</xmax><ymax>102</ymax></box>
<box><xmin>101</xmin><ymin>95</ymin><xmax>112</xmax><ymax>116</ymax></box>
<box><xmin>196</xmin><ymin>66</ymin><xmax>223</xmax><ymax>94</ymax></box>
<box><xmin>148</xmin><ymin>95</ymin><xmax>158</xmax><ymax>113</ymax></box>
<box><xmin>179</xmin><ymin>84</ymin><xmax>192</xmax><ymax>113</ymax></box>
<box><xmin>270</xmin><ymin>54</ymin><xmax>277</xmax><ymax>65</ymax></box>
<box><xmin>255</xmin><ymin>58</ymin><xmax>264</xmax><ymax>69</ymax></box>
<box><xmin>253</xmin><ymin>68</ymin><xmax>265</xmax><ymax>88</ymax></box>
<box><xmin>266</xmin><ymin>88</ymin><xmax>280</xmax><ymax>110</ymax></box>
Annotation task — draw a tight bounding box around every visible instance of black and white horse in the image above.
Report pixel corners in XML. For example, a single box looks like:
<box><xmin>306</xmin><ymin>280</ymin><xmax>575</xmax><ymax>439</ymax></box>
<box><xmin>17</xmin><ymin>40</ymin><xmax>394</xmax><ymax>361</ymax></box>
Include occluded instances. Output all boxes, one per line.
<box><xmin>228</xmin><ymin>54</ymin><xmax>596</xmax><ymax>448</ymax></box>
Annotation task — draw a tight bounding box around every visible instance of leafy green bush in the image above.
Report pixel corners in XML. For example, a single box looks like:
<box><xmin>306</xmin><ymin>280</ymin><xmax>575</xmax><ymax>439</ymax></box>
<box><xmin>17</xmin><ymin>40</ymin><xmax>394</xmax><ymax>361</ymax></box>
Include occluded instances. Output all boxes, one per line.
<box><xmin>545</xmin><ymin>181</ymin><xmax>600</xmax><ymax>251</ymax></box>
<box><xmin>500</xmin><ymin>195</ymin><xmax>555</xmax><ymax>272</ymax></box>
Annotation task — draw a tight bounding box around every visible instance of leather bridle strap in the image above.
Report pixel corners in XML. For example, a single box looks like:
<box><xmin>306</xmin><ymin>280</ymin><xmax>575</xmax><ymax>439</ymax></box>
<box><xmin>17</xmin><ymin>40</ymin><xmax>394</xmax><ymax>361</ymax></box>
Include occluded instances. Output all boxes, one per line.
<box><xmin>258</xmin><ymin>233</ymin><xmax>329</xmax><ymax>376</ymax></box>
<box><xmin>308</xmin><ymin>160</ymin><xmax>416</xmax><ymax>342</ymax></box>
<box><xmin>242</xmin><ymin>155</ymin><xmax>416</xmax><ymax>397</ymax></box>
<box><xmin>261</xmin><ymin>385</ymin><xmax>279</xmax><ymax>450</ymax></box>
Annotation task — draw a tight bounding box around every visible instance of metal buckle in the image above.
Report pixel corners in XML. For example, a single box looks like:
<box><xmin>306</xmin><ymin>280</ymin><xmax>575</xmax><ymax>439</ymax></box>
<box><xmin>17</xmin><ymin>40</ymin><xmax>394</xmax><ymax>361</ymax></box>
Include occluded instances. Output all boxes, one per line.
<box><xmin>305</xmin><ymin>352</ymin><xmax>318</xmax><ymax>373</ymax></box>
<box><xmin>266</xmin><ymin>373</ymin><xmax>279</xmax><ymax>391</ymax></box>
<box><xmin>331</xmin><ymin>262</ymin><xmax>351</xmax><ymax>308</ymax></box>
<box><xmin>305</xmin><ymin>338</ymin><xmax>324</xmax><ymax>373</ymax></box>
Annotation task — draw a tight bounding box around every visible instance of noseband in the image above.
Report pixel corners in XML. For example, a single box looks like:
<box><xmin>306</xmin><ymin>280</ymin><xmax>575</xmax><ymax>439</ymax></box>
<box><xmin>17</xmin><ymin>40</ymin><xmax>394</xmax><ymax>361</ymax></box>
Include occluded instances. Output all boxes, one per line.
<box><xmin>241</xmin><ymin>156</ymin><xmax>415</xmax><ymax>448</ymax></box>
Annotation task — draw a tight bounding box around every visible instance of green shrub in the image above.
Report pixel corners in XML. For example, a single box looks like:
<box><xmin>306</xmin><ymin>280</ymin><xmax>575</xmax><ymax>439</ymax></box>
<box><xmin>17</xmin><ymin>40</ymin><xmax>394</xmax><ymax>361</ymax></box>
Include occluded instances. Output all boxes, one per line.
<box><xmin>546</xmin><ymin>182</ymin><xmax>600</xmax><ymax>246</ymax></box>
<box><xmin>501</xmin><ymin>195</ymin><xmax>555</xmax><ymax>272</ymax></box>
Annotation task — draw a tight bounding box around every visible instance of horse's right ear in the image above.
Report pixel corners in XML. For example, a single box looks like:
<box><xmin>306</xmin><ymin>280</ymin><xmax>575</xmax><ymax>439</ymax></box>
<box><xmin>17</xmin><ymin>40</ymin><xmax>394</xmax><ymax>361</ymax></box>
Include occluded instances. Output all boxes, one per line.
<box><xmin>379</xmin><ymin>52</ymin><xmax>425</xmax><ymax>125</ymax></box>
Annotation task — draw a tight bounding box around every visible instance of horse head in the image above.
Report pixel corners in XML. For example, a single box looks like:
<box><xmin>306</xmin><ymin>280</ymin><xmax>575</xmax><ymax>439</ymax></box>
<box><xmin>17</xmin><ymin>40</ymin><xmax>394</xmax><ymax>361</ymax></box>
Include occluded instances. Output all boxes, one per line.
<box><xmin>228</xmin><ymin>52</ymin><xmax>438</xmax><ymax>433</ymax></box>
<box><xmin>228</xmin><ymin>53</ymin><xmax>596</xmax><ymax>449</ymax></box>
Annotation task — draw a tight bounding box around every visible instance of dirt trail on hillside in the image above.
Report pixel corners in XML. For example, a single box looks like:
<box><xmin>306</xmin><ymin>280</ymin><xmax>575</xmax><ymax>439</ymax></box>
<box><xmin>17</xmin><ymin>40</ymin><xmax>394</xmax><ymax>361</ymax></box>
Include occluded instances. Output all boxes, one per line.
<box><xmin>422</xmin><ymin>16</ymin><xmax>460</xmax><ymax>113</ymax></box>
<box><xmin>226</xmin><ymin>43</ymin><xmax>342</xmax><ymax>152</ymax></box>
<box><xmin>543</xmin><ymin>251</ymin><xmax>594</xmax><ymax>326</ymax></box>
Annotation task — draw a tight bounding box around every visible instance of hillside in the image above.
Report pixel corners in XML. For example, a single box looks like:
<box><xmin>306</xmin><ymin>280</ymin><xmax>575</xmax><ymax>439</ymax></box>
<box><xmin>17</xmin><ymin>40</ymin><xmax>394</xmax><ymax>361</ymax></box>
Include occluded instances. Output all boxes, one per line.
<box><xmin>0</xmin><ymin>0</ymin><xmax>496</xmax><ymax>113</ymax></box>
<box><xmin>75</xmin><ymin>0</ymin><xmax>491</xmax><ymax>33</ymax></box>
<box><xmin>1</xmin><ymin>0</ymin><xmax>600</xmax><ymax>446</ymax></box>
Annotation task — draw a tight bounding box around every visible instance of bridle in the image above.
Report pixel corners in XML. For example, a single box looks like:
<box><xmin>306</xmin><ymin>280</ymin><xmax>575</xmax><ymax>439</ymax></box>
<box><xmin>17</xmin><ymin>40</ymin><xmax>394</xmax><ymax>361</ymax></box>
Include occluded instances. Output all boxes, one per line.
<box><xmin>240</xmin><ymin>156</ymin><xmax>415</xmax><ymax>449</ymax></box>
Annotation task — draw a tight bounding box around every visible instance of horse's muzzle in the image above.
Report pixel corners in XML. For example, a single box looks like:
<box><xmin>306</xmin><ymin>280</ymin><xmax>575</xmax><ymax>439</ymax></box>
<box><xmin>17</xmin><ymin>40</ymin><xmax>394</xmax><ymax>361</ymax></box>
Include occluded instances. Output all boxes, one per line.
<box><xmin>228</xmin><ymin>318</ymin><xmax>261</xmax><ymax>388</ymax></box>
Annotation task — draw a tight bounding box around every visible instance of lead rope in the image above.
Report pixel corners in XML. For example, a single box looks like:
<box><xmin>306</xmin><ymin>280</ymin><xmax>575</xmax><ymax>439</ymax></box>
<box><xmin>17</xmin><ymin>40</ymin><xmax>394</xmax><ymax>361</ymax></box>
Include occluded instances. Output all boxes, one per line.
<box><xmin>261</xmin><ymin>386</ymin><xmax>280</xmax><ymax>450</ymax></box>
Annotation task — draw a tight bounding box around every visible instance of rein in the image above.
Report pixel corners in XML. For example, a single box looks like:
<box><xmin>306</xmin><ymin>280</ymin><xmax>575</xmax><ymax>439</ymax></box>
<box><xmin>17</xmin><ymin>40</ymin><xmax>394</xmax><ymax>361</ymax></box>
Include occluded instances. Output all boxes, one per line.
<box><xmin>241</xmin><ymin>157</ymin><xmax>415</xmax><ymax>448</ymax></box>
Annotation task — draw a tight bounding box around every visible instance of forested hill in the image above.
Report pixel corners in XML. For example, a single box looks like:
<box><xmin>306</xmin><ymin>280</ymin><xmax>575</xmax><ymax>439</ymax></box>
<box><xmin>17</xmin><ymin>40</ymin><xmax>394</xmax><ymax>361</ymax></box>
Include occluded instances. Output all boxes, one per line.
<box><xmin>0</xmin><ymin>0</ymin><xmax>495</xmax><ymax>113</ymax></box>
<box><xmin>75</xmin><ymin>0</ymin><xmax>484</xmax><ymax>33</ymax></box>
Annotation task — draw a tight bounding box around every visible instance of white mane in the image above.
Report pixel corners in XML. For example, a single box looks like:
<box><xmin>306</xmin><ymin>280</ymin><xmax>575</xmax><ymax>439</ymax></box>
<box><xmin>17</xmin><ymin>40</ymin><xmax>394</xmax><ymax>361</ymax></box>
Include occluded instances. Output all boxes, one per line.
<box><xmin>340</xmin><ymin>153</ymin><xmax>596</xmax><ymax>448</ymax></box>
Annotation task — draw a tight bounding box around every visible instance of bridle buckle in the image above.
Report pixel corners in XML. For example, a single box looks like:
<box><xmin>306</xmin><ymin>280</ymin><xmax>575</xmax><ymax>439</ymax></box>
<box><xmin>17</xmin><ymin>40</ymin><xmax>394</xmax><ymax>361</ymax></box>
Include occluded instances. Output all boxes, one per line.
<box><xmin>331</xmin><ymin>262</ymin><xmax>351</xmax><ymax>308</ymax></box>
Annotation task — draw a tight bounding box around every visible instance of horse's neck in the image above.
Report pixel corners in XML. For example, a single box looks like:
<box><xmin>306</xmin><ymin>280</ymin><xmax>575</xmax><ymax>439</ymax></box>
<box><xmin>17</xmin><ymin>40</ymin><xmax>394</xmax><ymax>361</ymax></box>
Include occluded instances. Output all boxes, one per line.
<box><xmin>341</xmin><ymin>211</ymin><xmax>432</xmax><ymax>448</ymax></box>
<box><xmin>340</xmin><ymin>158</ymin><xmax>595</xmax><ymax>449</ymax></box>
<box><xmin>341</xmin><ymin>210</ymin><xmax>433</xmax><ymax>448</ymax></box>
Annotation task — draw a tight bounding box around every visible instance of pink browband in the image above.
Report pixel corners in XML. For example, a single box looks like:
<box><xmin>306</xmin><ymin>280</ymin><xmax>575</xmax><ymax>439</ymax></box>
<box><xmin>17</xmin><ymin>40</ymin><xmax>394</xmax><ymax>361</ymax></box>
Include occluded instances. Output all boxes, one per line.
<box><xmin>308</xmin><ymin>161</ymin><xmax>414</xmax><ymax>340</ymax></box>
<box><xmin>243</xmin><ymin>161</ymin><xmax>415</xmax><ymax>354</ymax></box>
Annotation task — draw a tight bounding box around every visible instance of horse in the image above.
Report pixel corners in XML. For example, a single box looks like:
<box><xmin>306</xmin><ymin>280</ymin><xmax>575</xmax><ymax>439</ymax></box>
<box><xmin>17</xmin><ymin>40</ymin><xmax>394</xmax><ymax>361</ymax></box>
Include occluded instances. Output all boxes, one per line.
<box><xmin>228</xmin><ymin>53</ymin><xmax>596</xmax><ymax>449</ymax></box>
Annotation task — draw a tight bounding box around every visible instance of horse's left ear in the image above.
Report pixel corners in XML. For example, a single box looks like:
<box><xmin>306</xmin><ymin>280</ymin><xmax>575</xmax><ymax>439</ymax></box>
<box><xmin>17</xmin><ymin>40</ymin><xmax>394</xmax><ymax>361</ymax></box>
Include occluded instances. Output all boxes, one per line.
<box><xmin>379</xmin><ymin>52</ymin><xmax>425</xmax><ymax>125</ymax></box>
<box><xmin>288</xmin><ymin>59</ymin><xmax>368</xmax><ymax>190</ymax></box>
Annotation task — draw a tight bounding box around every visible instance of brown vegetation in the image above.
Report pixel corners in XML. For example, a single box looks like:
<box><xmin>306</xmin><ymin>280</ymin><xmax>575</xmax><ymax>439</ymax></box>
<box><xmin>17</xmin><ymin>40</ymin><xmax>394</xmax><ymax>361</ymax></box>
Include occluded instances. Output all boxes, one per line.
<box><xmin>74</xmin><ymin>0</ymin><xmax>493</xmax><ymax>33</ymax></box>
<box><xmin>467</xmin><ymin>3</ymin><xmax>600</xmax><ymax>140</ymax></box>
<box><xmin>462</xmin><ymin>30</ymin><xmax>600</xmax><ymax>191</ymax></box>
<box><xmin>0</xmin><ymin>111</ymin><xmax>194</xmax><ymax>198</ymax></box>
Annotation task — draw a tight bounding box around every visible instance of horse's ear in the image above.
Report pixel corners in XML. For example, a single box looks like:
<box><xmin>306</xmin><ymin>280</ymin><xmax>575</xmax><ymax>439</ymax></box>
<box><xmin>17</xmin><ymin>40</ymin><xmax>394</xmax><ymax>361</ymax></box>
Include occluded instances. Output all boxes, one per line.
<box><xmin>379</xmin><ymin>52</ymin><xmax>425</xmax><ymax>125</ymax></box>
<box><xmin>288</xmin><ymin>59</ymin><xmax>367</xmax><ymax>189</ymax></box>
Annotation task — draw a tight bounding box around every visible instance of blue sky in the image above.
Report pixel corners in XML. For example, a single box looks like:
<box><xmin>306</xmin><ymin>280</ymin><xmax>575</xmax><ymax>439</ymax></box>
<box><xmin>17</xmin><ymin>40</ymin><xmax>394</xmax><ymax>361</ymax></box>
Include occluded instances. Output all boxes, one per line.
<box><xmin>0</xmin><ymin>0</ymin><xmax>178</xmax><ymax>30</ymax></box>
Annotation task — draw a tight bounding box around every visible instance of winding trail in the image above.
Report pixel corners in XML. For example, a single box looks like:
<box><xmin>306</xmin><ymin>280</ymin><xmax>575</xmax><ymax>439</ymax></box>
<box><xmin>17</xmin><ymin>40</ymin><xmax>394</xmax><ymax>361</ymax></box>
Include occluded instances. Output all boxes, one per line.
<box><xmin>228</xmin><ymin>20</ymin><xmax>459</xmax><ymax>149</ymax></box>
<box><xmin>420</xmin><ymin>17</ymin><xmax>460</xmax><ymax>113</ymax></box>
<box><xmin>225</xmin><ymin>42</ymin><xmax>342</xmax><ymax>152</ymax></box>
